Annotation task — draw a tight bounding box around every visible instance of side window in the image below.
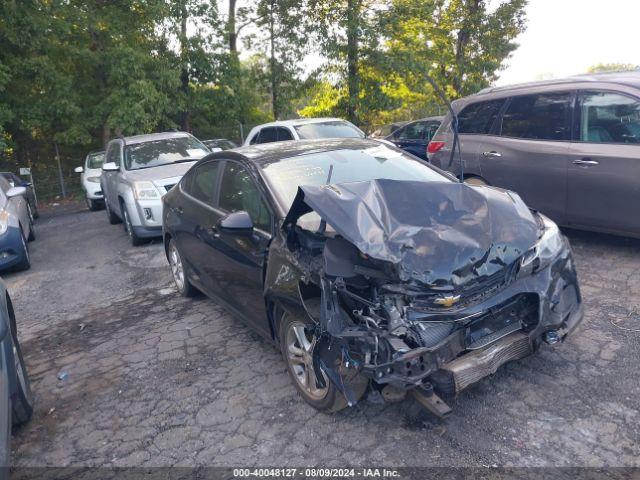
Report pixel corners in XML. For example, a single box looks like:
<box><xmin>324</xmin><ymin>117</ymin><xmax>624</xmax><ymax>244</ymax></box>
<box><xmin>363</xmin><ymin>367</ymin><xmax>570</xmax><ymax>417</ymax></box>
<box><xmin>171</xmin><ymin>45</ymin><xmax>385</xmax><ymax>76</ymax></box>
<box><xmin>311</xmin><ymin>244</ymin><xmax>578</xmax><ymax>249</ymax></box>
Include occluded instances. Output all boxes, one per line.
<box><xmin>188</xmin><ymin>161</ymin><xmax>221</xmax><ymax>206</ymax></box>
<box><xmin>500</xmin><ymin>92</ymin><xmax>572</xmax><ymax>141</ymax></box>
<box><xmin>219</xmin><ymin>162</ymin><xmax>271</xmax><ymax>231</ymax></box>
<box><xmin>249</xmin><ymin>131</ymin><xmax>260</xmax><ymax>145</ymax></box>
<box><xmin>106</xmin><ymin>142</ymin><xmax>121</xmax><ymax>166</ymax></box>
<box><xmin>425</xmin><ymin>122</ymin><xmax>440</xmax><ymax>142</ymax></box>
<box><xmin>276</xmin><ymin>128</ymin><xmax>293</xmax><ymax>141</ymax></box>
<box><xmin>397</xmin><ymin>121</ymin><xmax>427</xmax><ymax>140</ymax></box>
<box><xmin>457</xmin><ymin>100</ymin><xmax>504</xmax><ymax>134</ymax></box>
<box><xmin>578</xmin><ymin>91</ymin><xmax>640</xmax><ymax>144</ymax></box>
<box><xmin>256</xmin><ymin>127</ymin><xmax>278</xmax><ymax>144</ymax></box>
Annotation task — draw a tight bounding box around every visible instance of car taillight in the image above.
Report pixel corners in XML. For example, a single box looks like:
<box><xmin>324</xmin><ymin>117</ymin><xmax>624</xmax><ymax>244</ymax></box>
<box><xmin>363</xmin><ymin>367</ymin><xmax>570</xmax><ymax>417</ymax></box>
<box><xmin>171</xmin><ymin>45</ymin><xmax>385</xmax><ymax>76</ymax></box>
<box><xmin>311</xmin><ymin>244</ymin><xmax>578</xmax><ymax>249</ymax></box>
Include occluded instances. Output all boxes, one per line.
<box><xmin>427</xmin><ymin>141</ymin><xmax>445</xmax><ymax>154</ymax></box>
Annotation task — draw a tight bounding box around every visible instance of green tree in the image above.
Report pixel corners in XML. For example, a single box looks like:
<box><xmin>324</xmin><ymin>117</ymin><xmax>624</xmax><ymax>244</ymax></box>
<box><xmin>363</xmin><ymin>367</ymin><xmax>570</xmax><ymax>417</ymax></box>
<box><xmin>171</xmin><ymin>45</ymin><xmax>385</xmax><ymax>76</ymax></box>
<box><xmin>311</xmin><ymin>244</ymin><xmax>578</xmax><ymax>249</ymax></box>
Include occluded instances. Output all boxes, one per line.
<box><xmin>587</xmin><ymin>63</ymin><xmax>639</xmax><ymax>73</ymax></box>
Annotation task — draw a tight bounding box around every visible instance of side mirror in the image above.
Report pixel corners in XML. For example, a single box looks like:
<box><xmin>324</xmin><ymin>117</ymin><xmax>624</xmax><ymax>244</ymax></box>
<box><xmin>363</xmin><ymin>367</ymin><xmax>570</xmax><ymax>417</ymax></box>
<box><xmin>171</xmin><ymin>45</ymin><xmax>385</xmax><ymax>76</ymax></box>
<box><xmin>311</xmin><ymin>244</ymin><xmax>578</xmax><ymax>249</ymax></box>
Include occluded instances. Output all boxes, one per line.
<box><xmin>102</xmin><ymin>162</ymin><xmax>119</xmax><ymax>172</ymax></box>
<box><xmin>21</xmin><ymin>181</ymin><xmax>32</xmax><ymax>187</ymax></box>
<box><xmin>74</xmin><ymin>166</ymin><xmax>84</xmax><ymax>173</ymax></box>
<box><xmin>218</xmin><ymin>211</ymin><xmax>253</xmax><ymax>234</ymax></box>
<box><xmin>6</xmin><ymin>186</ymin><xmax>26</xmax><ymax>198</ymax></box>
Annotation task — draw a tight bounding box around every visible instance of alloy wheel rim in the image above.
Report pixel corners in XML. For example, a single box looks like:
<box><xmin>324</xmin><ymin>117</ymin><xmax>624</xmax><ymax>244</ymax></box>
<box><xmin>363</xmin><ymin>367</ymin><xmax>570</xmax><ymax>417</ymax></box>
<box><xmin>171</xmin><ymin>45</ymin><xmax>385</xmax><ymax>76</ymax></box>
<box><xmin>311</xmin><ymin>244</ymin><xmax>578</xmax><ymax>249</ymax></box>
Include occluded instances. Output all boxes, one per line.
<box><xmin>169</xmin><ymin>243</ymin><xmax>185</xmax><ymax>291</ymax></box>
<box><xmin>286</xmin><ymin>321</ymin><xmax>328</xmax><ymax>400</ymax></box>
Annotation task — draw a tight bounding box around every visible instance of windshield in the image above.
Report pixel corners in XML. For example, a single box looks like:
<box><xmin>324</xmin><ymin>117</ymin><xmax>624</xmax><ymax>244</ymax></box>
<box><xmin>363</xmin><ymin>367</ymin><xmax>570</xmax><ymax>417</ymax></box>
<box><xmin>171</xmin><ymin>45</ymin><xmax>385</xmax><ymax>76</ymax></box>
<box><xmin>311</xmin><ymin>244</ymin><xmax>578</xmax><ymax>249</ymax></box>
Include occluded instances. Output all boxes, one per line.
<box><xmin>294</xmin><ymin>121</ymin><xmax>364</xmax><ymax>140</ymax></box>
<box><xmin>124</xmin><ymin>136</ymin><xmax>209</xmax><ymax>171</ymax></box>
<box><xmin>86</xmin><ymin>152</ymin><xmax>105</xmax><ymax>170</ymax></box>
<box><xmin>262</xmin><ymin>144</ymin><xmax>448</xmax><ymax>224</ymax></box>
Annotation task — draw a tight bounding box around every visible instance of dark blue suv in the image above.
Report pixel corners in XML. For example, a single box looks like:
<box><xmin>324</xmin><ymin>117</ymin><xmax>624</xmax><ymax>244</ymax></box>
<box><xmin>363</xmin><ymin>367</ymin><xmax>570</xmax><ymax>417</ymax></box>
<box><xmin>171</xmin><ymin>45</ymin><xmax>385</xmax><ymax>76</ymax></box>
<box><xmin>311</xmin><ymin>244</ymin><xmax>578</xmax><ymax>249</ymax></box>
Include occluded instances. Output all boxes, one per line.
<box><xmin>385</xmin><ymin>116</ymin><xmax>443</xmax><ymax>159</ymax></box>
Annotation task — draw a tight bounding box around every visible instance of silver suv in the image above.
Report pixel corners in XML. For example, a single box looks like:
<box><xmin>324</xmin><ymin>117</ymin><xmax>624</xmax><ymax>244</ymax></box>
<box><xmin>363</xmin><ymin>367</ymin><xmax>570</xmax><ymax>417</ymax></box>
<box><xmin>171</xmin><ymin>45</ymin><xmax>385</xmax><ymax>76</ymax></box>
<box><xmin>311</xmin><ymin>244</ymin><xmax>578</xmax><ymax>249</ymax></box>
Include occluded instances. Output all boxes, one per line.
<box><xmin>101</xmin><ymin>132</ymin><xmax>209</xmax><ymax>245</ymax></box>
<box><xmin>428</xmin><ymin>71</ymin><xmax>640</xmax><ymax>239</ymax></box>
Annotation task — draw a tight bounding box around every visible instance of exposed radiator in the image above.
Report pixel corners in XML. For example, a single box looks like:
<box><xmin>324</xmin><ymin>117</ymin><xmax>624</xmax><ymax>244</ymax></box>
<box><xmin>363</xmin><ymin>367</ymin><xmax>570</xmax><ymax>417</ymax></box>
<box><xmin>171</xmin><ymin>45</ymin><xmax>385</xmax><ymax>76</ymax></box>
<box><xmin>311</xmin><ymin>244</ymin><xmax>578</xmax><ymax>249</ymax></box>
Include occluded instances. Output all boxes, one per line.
<box><xmin>441</xmin><ymin>331</ymin><xmax>532</xmax><ymax>393</ymax></box>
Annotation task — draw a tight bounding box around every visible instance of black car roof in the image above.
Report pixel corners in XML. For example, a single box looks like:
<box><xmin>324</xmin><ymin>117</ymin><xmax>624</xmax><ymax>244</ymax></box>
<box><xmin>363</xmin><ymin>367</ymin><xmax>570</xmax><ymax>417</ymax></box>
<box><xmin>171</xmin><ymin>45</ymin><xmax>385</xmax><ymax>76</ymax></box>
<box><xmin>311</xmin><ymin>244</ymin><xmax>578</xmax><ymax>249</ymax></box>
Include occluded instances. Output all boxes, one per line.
<box><xmin>212</xmin><ymin>138</ymin><xmax>385</xmax><ymax>167</ymax></box>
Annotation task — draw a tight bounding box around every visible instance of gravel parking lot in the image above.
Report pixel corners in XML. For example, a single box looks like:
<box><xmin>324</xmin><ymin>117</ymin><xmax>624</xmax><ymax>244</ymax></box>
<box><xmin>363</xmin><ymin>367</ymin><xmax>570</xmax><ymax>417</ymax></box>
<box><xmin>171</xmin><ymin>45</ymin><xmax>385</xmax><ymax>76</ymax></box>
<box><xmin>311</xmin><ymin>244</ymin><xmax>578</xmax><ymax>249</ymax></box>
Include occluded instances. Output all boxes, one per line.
<box><xmin>5</xmin><ymin>204</ymin><xmax>640</xmax><ymax>467</ymax></box>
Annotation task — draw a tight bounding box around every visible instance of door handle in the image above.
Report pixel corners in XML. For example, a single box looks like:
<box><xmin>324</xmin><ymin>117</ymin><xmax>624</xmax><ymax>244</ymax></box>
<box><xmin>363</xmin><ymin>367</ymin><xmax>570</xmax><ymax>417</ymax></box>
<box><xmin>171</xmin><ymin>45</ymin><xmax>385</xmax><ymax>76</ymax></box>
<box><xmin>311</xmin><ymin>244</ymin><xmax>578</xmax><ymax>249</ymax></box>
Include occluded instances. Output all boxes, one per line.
<box><xmin>482</xmin><ymin>151</ymin><xmax>502</xmax><ymax>157</ymax></box>
<box><xmin>572</xmin><ymin>158</ymin><xmax>599</xmax><ymax>166</ymax></box>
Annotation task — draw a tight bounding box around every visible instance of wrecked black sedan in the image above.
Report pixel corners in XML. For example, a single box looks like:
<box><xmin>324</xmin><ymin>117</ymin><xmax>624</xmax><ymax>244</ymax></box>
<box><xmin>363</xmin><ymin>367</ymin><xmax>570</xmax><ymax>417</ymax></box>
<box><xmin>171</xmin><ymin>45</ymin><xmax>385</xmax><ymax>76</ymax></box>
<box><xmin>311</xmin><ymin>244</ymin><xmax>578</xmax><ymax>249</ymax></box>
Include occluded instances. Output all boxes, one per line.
<box><xmin>162</xmin><ymin>138</ymin><xmax>583</xmax><ymax>414</ymax></box>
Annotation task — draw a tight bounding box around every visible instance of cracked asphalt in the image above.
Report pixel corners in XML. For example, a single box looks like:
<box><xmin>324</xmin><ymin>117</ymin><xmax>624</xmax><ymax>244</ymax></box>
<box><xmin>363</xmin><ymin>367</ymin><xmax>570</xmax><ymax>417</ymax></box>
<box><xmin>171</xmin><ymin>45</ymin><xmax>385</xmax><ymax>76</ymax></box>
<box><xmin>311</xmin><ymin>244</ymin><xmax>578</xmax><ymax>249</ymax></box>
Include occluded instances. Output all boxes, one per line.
<box><xmin>4</xmin><ymin>203</ymin><xmax>640</xmax><ymax>467</ymax></box>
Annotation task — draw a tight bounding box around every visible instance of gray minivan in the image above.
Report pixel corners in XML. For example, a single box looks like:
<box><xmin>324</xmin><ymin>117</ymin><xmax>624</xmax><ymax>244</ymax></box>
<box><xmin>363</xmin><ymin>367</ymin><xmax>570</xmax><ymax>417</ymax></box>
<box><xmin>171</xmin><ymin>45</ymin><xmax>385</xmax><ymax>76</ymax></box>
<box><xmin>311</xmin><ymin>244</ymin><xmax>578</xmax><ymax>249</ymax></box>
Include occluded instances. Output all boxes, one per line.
<box><xmin>428</xmin><ymin>71</ymin><xmax>640</xmax><ymax>238</ymax></box>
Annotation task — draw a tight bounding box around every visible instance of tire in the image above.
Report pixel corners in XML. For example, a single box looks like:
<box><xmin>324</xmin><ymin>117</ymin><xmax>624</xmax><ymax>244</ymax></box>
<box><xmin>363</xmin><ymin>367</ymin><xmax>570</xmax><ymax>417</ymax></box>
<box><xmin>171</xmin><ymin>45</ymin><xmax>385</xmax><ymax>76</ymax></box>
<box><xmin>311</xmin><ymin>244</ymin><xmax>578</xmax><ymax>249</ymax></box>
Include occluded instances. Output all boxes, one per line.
<box><xmin>464</xmin><ymin>176</ymin><xmax>488</xmax><ymax>186</ymax></box>
<box><xmin>27</xmin><ymin>222</ymin><xmax>35</xmax><ymax>242</ymax></box>
<box><xmin>87</xmin><ymin>198</ymin><xmax>99</xmax><ymax>211</ymax></box>
<box><xmin>167</xmin><ymin>238</ymin><xmax>197</xmax><ymax>297</ymax></box>
<box><xmin>279</xmin><ymin>305</ymin><xmax>367</xmax><ymax>412</ymax></box>
<box><xmin>7</xmin><ymin>299</ymin><xmax>33</xmax><ymax>425</ymax></box>
<box><xmin>122</xmin><ymin>204</ymin><xmax>144</xmax><ymax>247</ymax></box>
<box><xmin>14</xmin><ymin>229</ymin><xmax>30</xmax><ymax>271</ymax></box>
<box><xmin>105</xmin><ymin>199</ymin><xmax>120</xmax><ymax>225</ymax></box>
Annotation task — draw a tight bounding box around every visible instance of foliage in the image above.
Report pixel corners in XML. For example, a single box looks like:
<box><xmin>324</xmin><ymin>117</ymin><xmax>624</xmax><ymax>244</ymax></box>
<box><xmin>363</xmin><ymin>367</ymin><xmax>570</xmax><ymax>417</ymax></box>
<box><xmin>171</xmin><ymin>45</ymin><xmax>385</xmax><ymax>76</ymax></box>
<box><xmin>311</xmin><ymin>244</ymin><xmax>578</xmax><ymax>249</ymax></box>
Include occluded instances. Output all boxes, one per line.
<box><xmin>587</xmin><ymin>63</ymin><xmax>639</xmax><ymax>74</ymax></box>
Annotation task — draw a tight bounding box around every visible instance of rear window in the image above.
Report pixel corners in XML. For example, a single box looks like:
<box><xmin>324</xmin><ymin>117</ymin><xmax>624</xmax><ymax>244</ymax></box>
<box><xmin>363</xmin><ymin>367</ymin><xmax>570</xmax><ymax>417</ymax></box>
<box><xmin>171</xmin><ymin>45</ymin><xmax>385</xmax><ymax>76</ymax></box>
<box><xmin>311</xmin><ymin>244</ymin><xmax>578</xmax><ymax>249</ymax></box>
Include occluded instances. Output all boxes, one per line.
<box><xmin>500</xmin><ymin>92</ymin><xmax>572</xmax><ymax>141</ymax></box>
<box><xmin>294</xmin><ymin>121</ymin><xmax>364</xmax><ymax>140</ymax></box>
<box><xmin>457</xmin><ymin>100</ymin><xmax>504</xmax><ymax>134</ymax></box>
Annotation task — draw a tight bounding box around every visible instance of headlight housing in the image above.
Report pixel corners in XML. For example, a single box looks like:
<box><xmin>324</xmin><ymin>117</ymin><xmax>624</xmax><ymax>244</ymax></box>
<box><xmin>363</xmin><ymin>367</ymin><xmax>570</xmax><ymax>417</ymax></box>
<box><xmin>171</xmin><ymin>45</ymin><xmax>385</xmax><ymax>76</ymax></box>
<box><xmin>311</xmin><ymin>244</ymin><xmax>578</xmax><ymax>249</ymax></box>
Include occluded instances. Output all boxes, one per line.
<box><xmin>0</xmin><ymin>210</ymin><xmax>8</xmax><ymax>236</ymax></box>
<box><xmin>519</xmin><ymin>214</ymin><xmax>566</xmax><ymax>276</ymax></box>
<box><xmin>86</xmin><ymin>176</ymin><xmax>101</xmax><ymax>183</ymax></box>
<box><xmin>132</xmin><ymin>181</ymin><xmax>161</xmax><ymax>200</ymax></box>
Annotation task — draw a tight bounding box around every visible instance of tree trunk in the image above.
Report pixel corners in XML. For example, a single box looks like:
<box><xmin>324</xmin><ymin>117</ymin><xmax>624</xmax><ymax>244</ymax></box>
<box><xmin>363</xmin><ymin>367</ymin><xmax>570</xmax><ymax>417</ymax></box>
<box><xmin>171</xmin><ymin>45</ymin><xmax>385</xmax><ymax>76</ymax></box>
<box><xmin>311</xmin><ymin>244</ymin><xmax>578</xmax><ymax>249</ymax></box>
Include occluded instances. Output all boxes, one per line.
<box><xmin>453</xmin><ymin>0</ymin><xmax>480</xmax><ymax>95</ymax></box>
<box><xmin>102</xmin><ymin>124</ymin><xmax>111</xmax><ymax>148</ymax></box>
<box><xmin>269</xmin><ymin>1</ymin><xmax>278</xmax><ymax>120</ymax></box>
<box><xmin>228</xmin><ymin>0</ymin><xmax>238</xmax><ymax>55</ymax></box>
<box><xmin>345</xmin><ymin>0</ymin><xmax>359</xmax><ymax>125</ymax></box>
<box><xmin>179</xmin><ymin>1</ymin><xmax>190</xmax><ymax>131</ymax></box>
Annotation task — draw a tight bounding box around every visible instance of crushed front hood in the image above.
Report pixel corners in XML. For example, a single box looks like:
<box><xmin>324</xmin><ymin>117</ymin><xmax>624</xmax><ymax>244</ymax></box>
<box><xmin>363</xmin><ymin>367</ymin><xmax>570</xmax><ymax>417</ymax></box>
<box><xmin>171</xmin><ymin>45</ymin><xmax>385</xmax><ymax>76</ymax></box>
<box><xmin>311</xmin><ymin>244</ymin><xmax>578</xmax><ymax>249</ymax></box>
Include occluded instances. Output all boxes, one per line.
<box><xmin>283</xmin><ymin>179</ymin><xmax>539</xmax><ymax>288</ymax></box>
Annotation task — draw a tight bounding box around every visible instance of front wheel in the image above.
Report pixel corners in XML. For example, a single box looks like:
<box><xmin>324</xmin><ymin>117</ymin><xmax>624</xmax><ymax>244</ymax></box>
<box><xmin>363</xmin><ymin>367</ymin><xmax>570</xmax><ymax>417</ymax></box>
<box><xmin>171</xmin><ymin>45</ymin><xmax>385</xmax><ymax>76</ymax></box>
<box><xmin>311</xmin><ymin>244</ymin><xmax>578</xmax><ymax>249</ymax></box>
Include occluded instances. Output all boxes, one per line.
<box><xmin>279</xmin><ymin>311</ymin><xmax>366</xmax><ymax>412</ymax></box>
<box><xmin>122</xmin><ymin>205</ymin><xmax>143</xmax><ymax>247</ymax></box>
<box><xmin>9</xmin><ymin>322</ymin><xmax>33</xmax><ymax>425</ymax></box>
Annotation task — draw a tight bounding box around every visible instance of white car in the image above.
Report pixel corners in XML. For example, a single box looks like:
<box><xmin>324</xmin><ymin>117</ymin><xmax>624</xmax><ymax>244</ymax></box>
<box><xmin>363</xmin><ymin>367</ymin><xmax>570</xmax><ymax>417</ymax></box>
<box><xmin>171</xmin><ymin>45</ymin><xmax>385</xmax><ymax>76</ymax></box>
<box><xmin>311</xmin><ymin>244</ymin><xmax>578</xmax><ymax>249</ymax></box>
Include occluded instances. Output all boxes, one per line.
<box><xmin>243</xmin><ymin>118</ymin><xmax>365</xmax><ymax>146</ymax></box>
<box><xmin>0</xmin><ymin>176</ymin><xmax>35</xmax><ymax>271</ymax></box>
<box><xmin>74</xmin><ymin>151</ymin><xmax>106</xmax><ymax>210</ymax></box>
<box><xmin>100</xmin><ymin>132</ymin><xmax>209</xmax><ymax>246</ymax></box>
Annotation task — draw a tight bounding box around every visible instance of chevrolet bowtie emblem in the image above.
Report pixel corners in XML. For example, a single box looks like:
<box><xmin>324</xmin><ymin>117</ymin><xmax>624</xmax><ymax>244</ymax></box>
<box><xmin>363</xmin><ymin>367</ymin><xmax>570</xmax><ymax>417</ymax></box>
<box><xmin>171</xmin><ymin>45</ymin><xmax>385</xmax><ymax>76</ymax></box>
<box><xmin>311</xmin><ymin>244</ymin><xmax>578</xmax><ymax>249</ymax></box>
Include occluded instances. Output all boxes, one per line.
<box><xmin>434</xmin><ymin>295</ymin><xmax>461</xmax><ymax>307</ymax></box>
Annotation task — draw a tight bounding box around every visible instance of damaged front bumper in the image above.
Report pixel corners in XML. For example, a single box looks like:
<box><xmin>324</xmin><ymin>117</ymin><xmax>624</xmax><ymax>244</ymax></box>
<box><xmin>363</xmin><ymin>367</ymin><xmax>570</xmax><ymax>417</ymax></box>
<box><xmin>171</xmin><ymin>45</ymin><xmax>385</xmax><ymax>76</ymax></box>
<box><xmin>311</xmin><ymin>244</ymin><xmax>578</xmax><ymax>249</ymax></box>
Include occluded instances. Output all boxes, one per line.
<box><xmin>312</xmin><ymin>245</ymin><xmax>583</xmax><ymax>403</ymax></box>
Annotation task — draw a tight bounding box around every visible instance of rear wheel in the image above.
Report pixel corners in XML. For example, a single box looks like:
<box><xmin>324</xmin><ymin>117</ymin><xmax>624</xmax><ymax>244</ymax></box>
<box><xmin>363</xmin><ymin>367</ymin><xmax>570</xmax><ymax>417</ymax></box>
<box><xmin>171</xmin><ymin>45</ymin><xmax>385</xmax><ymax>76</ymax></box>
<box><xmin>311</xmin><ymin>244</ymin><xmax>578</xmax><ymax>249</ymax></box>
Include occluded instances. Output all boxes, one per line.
<box><xmin>167</xmin><ymin>238</ymin><xmax>197</xmax><ymax>297</ymax></box>
<box><xmin>122</xmin><ymin>204</ymin><xmax>143</xmax><ymax>246</ymax></box>
<box><xmin>464</xmin><ymin>176</ymin><xmax>488</xmax><ymax>186</ymax></box>
<box><xmin>279</xmin><ymin>309</ymin><xmax>366</xmax><ymax>412</ymax></box>
<box><xmin>14</xmin><ymin>229</ymin><xmax>30</xmax><ymax>271</ymax></box>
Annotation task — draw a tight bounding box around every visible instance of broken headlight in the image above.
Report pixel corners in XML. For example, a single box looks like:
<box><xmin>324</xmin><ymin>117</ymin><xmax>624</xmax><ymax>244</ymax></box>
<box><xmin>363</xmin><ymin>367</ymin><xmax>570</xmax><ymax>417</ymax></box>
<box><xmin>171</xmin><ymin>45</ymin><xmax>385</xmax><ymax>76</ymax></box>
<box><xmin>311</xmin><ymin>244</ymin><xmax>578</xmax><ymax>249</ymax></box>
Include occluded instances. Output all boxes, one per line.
<box><xmin>519</xmin><ymin>214</ymin><xmax>565</xmax><ymax>276</ymax></box>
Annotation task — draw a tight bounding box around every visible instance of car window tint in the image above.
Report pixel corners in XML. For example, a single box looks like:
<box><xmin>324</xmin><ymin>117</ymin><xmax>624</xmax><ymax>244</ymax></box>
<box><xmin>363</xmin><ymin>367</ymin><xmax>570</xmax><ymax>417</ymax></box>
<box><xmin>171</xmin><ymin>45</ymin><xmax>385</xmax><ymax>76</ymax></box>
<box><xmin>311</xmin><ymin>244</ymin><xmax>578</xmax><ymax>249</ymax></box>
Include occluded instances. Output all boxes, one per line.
<box><xmin>219</xmin><ymin>163</ymin><xmax>271</xmax><ymax>231</ymax></box>
<box><xmin>457</xmin><ymin>100</ymin><xmax>504</xmax><ymax>134</ymax></box>
<box><xmin>257</xmin><ymin>128</ymin><xmax>278</xmax><ymax>144</ymax></box>
<box><xmin>500</xmin><ymin>92</ymin><xmax>572</xmax><ymax>141</ymax></box>
<box><xmin>277</xmin><ymin>128</ymin><xmax>293</xmax><ymax>141</ymax></box>
<box><xmin>189</xmin><ymin>161</ymin><xmax>220</xmax><ymax>206</ymax></box>
<box><xmin>578</xmin><ymin>91</ymin><xmax>640</xmax><ymax>144</ymax></box>
<box><xmin>397</xmin><ymin>121</ymin><xmax>428</xmax><ymax>140</ymax></box>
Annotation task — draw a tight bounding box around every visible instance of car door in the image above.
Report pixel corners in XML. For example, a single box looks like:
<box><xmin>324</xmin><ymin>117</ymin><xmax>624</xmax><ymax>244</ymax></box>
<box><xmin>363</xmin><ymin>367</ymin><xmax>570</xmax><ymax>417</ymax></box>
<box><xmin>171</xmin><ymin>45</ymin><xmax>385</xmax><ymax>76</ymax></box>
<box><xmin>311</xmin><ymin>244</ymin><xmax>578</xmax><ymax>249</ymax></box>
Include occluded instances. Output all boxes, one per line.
<box><xmin>212</xmin><ymin>161</ymin><xmax>273</xmax><ymax>337</ymax></box>
<box><xmin>174</xmin><ymin>160</ymin><xmax>225</xmax><ymax>295</ymax></box>
<box><xmin>567</xmin><ymin>90</ymin><xmax>640</xmax><ymax>235</ymax></box>
<box><xmin>478</xmin><ymin>91</ymin><xmax>573</xmax><ymax>224</ymax></box>
<box><xmin>392</xmin><ymin>121</ymin><xmax>429</xmax><ymax>159</ymax></box>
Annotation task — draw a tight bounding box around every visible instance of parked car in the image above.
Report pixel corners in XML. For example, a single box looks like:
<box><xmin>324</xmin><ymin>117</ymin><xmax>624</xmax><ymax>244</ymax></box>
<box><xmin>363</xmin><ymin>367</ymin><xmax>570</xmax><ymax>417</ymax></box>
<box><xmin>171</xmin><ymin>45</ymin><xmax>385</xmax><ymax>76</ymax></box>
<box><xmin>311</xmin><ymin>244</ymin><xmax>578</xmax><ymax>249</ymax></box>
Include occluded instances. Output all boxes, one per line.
<box><xmin>162</xmin><ymin>138</ymin><xmax>583</xmax><ymax>415</ymax></box>
<box><xmin>202</xmin><ymin>138</ymin><xmax>237</xmax><ymax>151</ymax></box>
<box><xmin>370</xmin><ymin>121</ymin><xmax>408</xmax><ymax>138</ymax></box>
<box><xmin>0</xmin><ymin>176</ymin><xmax>35</xmax><ymax>272</ymax></box>
<box><xmin>428</xmin><ymin>71</ymin><xmax>640</xmax><ymax>238</ymax></box>
<box><xmin>74</xmin><ymin>151</ymin><xmax>106</xmax><ymax>211</ymax></box>
<box><xmin>0</xmin><ymin>173</ymin><xmax>38</xmax><ymax>219</ymax></box>
<box><xmin>243</xmin><ymin>118</ymin><xmax>365</xmax><ymax>146</ymax></box>
<box><xmin>0</xmin><ymin>279</ymin><xmax>33</xmax><ymax>466</ymax></box>
<box><xmin>386</xmin><ymin>116</ymin><xmax>443</xmax><ymax>159</ymax></box>
<box><xmin>101</xmin><ymin>132</ymin><xmax>209</xmax><ymax>246</ymax></box>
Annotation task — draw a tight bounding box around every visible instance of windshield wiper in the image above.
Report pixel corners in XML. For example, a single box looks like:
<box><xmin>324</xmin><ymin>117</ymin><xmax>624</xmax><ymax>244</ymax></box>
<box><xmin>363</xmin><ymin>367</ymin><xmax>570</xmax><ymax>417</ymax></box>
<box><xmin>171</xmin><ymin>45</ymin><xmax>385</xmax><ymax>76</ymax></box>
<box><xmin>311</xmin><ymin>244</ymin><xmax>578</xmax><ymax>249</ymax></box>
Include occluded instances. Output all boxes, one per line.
<box><xmin>131</xmin><ymin>158</ymin><xmax>198</xmax><ymax>170</ymax></box>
